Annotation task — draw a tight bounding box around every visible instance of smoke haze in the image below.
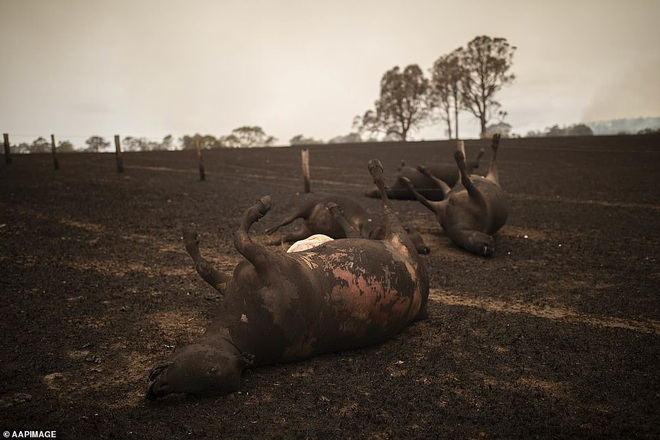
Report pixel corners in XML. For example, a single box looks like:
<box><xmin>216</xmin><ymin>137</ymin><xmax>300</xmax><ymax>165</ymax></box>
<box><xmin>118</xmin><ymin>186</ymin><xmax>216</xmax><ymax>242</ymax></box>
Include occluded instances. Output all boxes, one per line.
<box><xmin>582</xmin><ymin>62</ymin><xmax>660</xmax><ymax>123</ymax></box>
<box><xmin>1</xmin><ymin>0</ymin><xmax>659</xmax><ymax>144</ymax></box>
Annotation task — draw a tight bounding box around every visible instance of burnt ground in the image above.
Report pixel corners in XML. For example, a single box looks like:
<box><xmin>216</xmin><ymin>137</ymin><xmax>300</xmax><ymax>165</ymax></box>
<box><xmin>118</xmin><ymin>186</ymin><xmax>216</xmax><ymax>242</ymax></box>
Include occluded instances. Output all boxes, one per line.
<box><xmin>0</xmin><ymin>135</ymin><xmax>659</xmax><ymax>439</ymax></box>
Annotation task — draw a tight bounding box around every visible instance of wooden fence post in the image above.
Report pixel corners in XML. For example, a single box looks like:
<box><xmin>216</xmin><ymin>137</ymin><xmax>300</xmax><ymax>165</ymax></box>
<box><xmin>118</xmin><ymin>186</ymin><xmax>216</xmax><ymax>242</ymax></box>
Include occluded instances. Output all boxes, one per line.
<box><xmin>196</xmin><ymin>136</ymin><xmax>206</xmax><ymax>181</ymax></box>
<box><xmin>301</xmin><ymin>148</ymin><xmax>310</xmax><ymax>193</ymax></box>
<box><xmin>50</xmin><ymin>134</ymin><xmax>59</xmax><ymax>170</ymax></box>
<box><xmin>3</xmin><ymin>133</ymin><xmax>11</xmax><ymax>165</ymax></box>
<box><xmin>114</xmin><ymin>135</ymin><xmax>124</xmax><ymax>173</ymax></box>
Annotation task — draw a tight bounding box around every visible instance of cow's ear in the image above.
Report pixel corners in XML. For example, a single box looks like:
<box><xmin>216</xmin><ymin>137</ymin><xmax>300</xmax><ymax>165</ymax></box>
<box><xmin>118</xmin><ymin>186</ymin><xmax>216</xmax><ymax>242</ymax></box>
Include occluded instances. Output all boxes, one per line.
<box><xmin>239</xmin><ymin>352</ymin><xmax>255</xmax><ymax>366</ymax></box>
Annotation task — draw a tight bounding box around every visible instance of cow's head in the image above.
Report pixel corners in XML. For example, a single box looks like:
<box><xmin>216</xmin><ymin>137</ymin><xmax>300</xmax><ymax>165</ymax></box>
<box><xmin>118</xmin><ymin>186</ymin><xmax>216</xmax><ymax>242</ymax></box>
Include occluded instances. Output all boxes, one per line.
<box><xmin>147</xmin><ymin>341</ymin><xmax>251</xmax><ymax>400</ymax></box>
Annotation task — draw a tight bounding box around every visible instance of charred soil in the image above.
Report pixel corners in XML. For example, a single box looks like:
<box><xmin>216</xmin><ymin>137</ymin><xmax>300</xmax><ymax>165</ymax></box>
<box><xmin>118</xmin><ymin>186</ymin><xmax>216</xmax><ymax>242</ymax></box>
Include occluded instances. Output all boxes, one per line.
<box><xmin>1</xmin><ymin>135</ymin><xmax>659</xmax><ymax>439</ymax></box>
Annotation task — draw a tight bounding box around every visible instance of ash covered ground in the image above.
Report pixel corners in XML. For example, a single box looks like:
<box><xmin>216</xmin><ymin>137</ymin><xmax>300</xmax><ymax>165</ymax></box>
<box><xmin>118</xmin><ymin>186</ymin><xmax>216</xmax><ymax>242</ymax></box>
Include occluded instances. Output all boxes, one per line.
<box><xmin>1</xmin><ymin>135</ymin><xmax>659</xmax><ymax>439</ymax></box>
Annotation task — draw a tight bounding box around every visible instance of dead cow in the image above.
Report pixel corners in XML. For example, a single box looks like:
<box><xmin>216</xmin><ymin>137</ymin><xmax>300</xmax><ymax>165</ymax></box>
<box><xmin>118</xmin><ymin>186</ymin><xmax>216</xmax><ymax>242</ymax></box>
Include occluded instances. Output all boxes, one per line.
<box><xmin>402</xmin><ymin>135</ymin><xmax>508</xmax><ymax>256</ymax></box>
<box><xmin>365</xmin><ymin>148</ymin><xmax>485</xmax><ymax>201</ymax></box>
<box><xmin>146</xmin><ymin>160</ymin><xmax>429</xmax><ymax>400</ymax></box>
<box><xmin>266</xmin><ymin>195</ymin><xmax>430</xmax><ymax>254</ymax></box>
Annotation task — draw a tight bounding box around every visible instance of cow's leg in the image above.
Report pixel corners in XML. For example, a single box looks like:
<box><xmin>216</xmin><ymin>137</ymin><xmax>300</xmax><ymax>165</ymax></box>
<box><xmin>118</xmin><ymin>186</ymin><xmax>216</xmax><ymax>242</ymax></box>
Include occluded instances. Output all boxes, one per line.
<box><xmin>183</xmin><ymin>229</ymin><xmax>230</xmax><ymax>296</ymax></box>
<box><xmin>474</xmin><ymin>147</ymin><xmax>486</xmax><ymax>164</ymax></box>
<box><xmin>455</xmin><ymin>148</ymin><xmax>487</xmax><ymax>213</ymax></box>
<box><xmin>416</xmin><ymin>165</ymin><xmax>452</xmax><ymax>197</ymax></box>
<box><xmin>467</xmin><ymin>148</ymin><xmax>486</xmax><ymax>173</ymax></box>
<box><xmin>264</xmin><ymin>208</ymin><xmax>304</xmax><ymax>235</ymax></box>
<box><xmin>369</xmin><ymin>160</ymin><xmax>388</xmax><ymax>203</ymax></box>
<box><xmin>234</xmin><ymin>196</ymin><xmax>278</xmax><ymax>271</ymax></box>
<box><xmin>401</xmin><ymin>176</ymin><xmax>446</xmax><ymax>220</ymax></box>
<box><xmin>369</xmin><ymin>159</ymin><xmax>415</xmax><ymax>242</ymax></box>
<box><xmin>326</xmin><ymin>202</ymin><xmax>360</xmax><ymax>238</ymax></box>
<box><xmin>485</xmin><ymin>133</ymin><xmax>501</xmax><ymax>184</ymax></box>
<box><xmin>265</xmin><ymin>211</ymin><xmax>313</xmax><ymax>244</ymax></box>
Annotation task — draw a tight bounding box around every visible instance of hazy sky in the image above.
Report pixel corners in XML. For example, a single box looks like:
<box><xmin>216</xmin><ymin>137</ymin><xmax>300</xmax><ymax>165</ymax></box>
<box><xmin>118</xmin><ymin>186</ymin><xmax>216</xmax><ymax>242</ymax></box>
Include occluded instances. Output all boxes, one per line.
<box><xmin>1</xmin><ymin>0</ymin><xmax>659</xmax><ymax>146</ymax></box>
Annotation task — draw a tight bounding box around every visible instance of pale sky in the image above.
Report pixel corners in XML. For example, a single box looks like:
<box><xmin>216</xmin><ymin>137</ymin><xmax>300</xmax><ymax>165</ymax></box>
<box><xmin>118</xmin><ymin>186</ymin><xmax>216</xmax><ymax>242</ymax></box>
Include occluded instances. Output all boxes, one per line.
<box><xmin>1</xmin><ymin>0</ymin><xmax>659</xmax><ymax>146</ymax></box>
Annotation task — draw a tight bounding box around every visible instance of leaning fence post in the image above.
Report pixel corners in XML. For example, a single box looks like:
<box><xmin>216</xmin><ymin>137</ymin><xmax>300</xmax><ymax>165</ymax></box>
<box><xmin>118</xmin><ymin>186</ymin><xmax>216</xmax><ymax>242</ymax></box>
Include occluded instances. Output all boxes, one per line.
<box><xmin>196</xmin><ymin>136</ymin><xmax>206</xmax><ymax>181</ymax></box>
<box><xmin>50</xmin><ymin>134</ymin><xmax>59</xmax><ymax>170</ymax></box>
<box><xmin>301</xmin><ymin>148</ymin><xmax>310</xmax><ymax>193</ymax></box>
<box><xmin>3</xmin><ymin>133</ymin><xmax>11</xmax><ymax>165</ymax></box>
<box><xmin>114</xmin><ymin>135</ymin><xmax>124</xmax><ymax>173</ymax></box>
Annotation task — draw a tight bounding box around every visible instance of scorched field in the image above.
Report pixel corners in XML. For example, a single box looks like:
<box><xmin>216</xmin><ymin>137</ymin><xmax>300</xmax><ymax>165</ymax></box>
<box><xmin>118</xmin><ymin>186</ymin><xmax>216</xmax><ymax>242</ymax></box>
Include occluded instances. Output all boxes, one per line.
<box><xmin>0</xmin><ymin>135</ymin><xmax>658</xmax><ymax>439</ymax></box>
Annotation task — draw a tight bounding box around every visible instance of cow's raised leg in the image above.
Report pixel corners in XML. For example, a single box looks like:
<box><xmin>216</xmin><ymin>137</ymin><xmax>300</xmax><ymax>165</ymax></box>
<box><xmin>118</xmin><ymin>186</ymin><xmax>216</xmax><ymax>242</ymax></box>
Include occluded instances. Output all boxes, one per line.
<box><xmin>326</xmin><ymin>202</ymin><xmax>361</xmax><ymax>238</ymax></box>
<box><xmin>467</xmin><ymin>148</ymin><xmax>486</xmax><ymax>173</ymax></box>
<box><xmin>485</xmin><ymin>134</ymin><xmax>501</xmax><ymax>184</ymax></box>
<box><xmin>183</xmin><ymin>229</ymin><xmax>231</xmax><ymax>296</ymax></box>
<box><xmin>455</xmin><ymin>147</ymin><xmax>488</xmax><ymax>214</ymax></box>
<box><xmin>264</xmin><ymin>203</ymin><xmax>316</xmax><ymax>245</ymax></box>
<box><xmin>264</xmin><ymin>208</ymin><xmax>304</xmax><ymax>235</ymax></box>
<box><xmin>233</xmin><ymin>196</ymin><xmax>278</xmax><ymax>272</ymax></box>
<box><xmin>416</xmin><ymin>165</ymin><xmax>452</xmax><ymax>196</ymax></box>
<box><xmin>401</xmin><ymin>177</ymin><xmax>447</xmax><ymax>224</ymax></box>
<box><xmin>369</xmin><ymin>160</ymin><xmax>412</xmax><ymax>242</ymax></box>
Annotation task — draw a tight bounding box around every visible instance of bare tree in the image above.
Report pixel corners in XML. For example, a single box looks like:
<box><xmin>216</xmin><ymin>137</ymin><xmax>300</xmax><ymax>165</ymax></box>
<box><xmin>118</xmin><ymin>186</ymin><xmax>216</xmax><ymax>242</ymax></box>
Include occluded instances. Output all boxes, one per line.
<box><xmin>358</xmin><ymin>65</ymin><xmax>432</xmax><ymax>141</ymax></box>
<box><xmin>458</xmin><ymin>36</ymin><xmax>516</xmax><ymax>138</ymax></box>
<box><xmin>430</xmin><ymin>49</ymin><xmax>464</xmax><ymax>139</ymax></box>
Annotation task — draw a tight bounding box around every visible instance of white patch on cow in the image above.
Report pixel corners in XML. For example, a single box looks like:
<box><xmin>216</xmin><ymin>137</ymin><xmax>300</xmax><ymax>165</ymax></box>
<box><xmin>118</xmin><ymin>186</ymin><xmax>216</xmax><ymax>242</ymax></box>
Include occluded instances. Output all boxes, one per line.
<box><xmin>287</xmin><ymin>234</ymin><xmax>334</xmax><ymax>253</ymax></box>
<box><xmin>240</xmin><ymin>314</ymin><xmax>249</xmax><ymax>323</ymax></box>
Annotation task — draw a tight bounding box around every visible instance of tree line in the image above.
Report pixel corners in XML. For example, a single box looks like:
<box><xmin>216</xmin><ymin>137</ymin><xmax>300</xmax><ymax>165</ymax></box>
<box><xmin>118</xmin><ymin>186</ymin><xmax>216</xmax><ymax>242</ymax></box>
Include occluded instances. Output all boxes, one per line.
<box><xmin>354</xmin><ymin>35</ymin><xmax>516</xmax><ymax>141</ymax></box>
<box><xmin>10</xmin><ymin>119</ymin><xmax>657</xmax><ymax>155</ymax></box>
<box><xmin>8</xmin><ymin>126</ymin><xmax>279</xmax><ymax>154</ymax></box>
<box><xmin>8</xmin><ymin>32</ymin><xmax>658</xmax><ymax>154</ymax></box>
<box><xmin>10</xmin><ymin>35</ymin><xmax>516</xmax><ymax>153</ymax></box>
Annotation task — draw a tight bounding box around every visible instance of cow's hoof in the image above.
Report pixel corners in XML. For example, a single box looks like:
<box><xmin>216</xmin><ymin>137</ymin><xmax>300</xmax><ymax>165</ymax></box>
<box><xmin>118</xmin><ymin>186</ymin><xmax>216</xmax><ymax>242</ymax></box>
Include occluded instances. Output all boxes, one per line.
<box><xmin>146</xmin><ymin>361</ymin><xmax>172</xmax><ymax>401</ymax></box>
<box><xmin>182</xmin><ymin>228</ymin><xmax>199</xmax><ymax>245</ymax></box>
<box><xmin>148</xmin><ymin>361</ymin><xmax>172</xmax><ymax>381</ymax></box>
<box><xmin>247</xmin><ymin>196</ymin><xmax>272</xmax><ymax>222</ymax></box>
<box><xmin>368</xmin><ymin>159</ymin><xmax>384</xmax><ymax>175</ymax></box>
<box><xmin>257</xmin><ymin>196</ymin><xmax>272</xmax><ymax>213</ymax></box>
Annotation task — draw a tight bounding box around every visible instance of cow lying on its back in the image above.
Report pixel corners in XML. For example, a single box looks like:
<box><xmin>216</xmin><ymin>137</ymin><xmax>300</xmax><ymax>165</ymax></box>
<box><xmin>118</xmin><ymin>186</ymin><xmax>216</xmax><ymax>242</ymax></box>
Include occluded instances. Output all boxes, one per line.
<box><xmin>146</xmin><ymin>159</ymin><xmax>430</xmax><ymax>400</ymax></box>
<box><xmin>265</xmin><ymin>195</ymin><xmax>430</xmax><ymax>254</ymax></box>
<box><xmin>365</xmin><ymin>148</ymin><xmax>485</xmax><ymax>201</ymax></box>
<box><xmin>403</xmin><ymin>135</ymin><xmax>508</xmax><ymax>256</ymax></box>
